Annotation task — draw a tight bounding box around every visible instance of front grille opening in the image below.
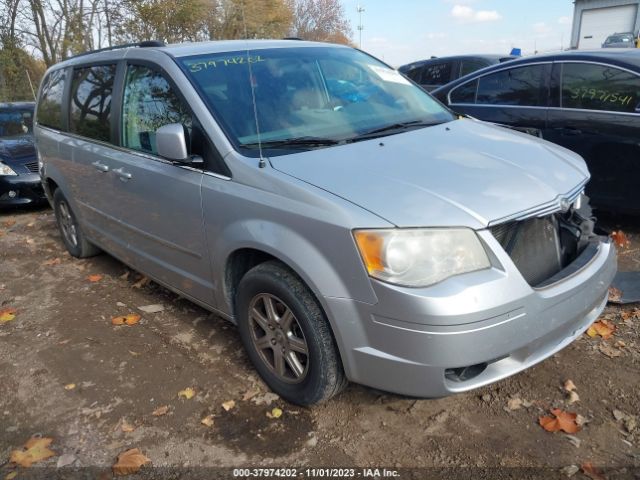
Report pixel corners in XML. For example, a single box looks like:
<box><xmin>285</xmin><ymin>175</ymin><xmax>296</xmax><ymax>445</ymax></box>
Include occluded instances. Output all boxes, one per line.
<box><xmin>24</xmin><ymin>161</ymin><xmax>39</xmax><ymax>173</ymax></box>
<box><xmin>490</xmin><ymin>208</ymin><xmax>596</xmax><ymax>287</ymax></box>
<box><xmin>445</xmin><ymin>363</ymin><xmax>488</xmax><ymax>383</ymax></box>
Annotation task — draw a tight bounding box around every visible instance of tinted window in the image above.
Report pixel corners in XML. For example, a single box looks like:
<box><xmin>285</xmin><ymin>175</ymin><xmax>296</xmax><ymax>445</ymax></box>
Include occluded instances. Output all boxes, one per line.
<box><xmin>460</xmin><ymin>60</ymin><xmax>488</xmax><ymax>77</ymax></box>
<box><xmin>450</xmin><ymin>80</ymin><xmax>478</xmax><ymax>104</ymax></box>
<box><xmin>122</xmin><ymin>65</ymin><xmax>192</xmax><ymax>155</ymax></box>
<box><xmin>477</xmin><ymin>65</ymin><xmax>545</xmax><ymax>106</ymax></box>
<box><xmin>69</xmin><ymin>65</ymin><xmax>116</xmax><ymax>142</ymax></box>
<box><xmin>38</xmin><ymin>69</ymin><xmax>66</xmax><ymax>130</ymax></box>
<box><xmin>421</xmin><ymin>62</ymin><xmax>452</xmax><ymax>86</ymax></box>
<box><xmin>561</xmin><ymin>63</ymin><xmax>640</xmax><ymax>113</ymax></box>
<box><xmin>404</xmin><ymin>67</ymin><xmax>422</xmax><ymax>82</ymax></box>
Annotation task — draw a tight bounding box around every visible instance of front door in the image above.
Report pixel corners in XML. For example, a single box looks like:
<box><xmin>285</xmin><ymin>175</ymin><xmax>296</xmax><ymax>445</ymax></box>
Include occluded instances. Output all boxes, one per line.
<box><xmin>544</xmin><ymin>61</ymin><xmax>640</xmax><ymax>213</ymax></box>
<box><xmin>102</xmin><ymin>63</ymin><xmax>213</xmax><ymax>303</ymax></box>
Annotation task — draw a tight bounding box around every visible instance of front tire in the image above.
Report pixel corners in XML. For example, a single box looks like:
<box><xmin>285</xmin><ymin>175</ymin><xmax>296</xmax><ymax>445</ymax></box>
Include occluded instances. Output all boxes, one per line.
<box><xmin>235</xmin><ymin>261</ymin><xmax>347</xmax><ymax>405</ymax></box>
<box><xmin>53</xmin><ymin>189</ymin><xmax>100</xmax><ymax>258</ymax></box>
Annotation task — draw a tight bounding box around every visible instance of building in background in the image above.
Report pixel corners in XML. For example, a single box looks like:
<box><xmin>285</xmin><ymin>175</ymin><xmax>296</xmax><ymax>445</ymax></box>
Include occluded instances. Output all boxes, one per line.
<box><xmin>570</xmin><ymin>0</ymin><xmax>640</xmax><ymax>49</ymax></box>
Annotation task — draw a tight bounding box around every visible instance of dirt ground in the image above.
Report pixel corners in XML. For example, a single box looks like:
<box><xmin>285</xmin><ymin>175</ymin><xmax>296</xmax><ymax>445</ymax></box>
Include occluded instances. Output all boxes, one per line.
<box><xmin>0</xmin><ymin>205</ymin><xmax>639</xmax><ymax>479</ymax></box>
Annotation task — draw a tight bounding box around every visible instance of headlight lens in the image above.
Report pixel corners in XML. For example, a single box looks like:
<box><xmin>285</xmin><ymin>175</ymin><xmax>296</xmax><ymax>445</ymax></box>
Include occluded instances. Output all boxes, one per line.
<box><xmin>0</xmin><ymin>162</ymin><xmax>17</xmax><ymax>176</ymax></box>
<box><xmin>354</xmin><ymin>228</ymin><xmax>491</xmax><ymax>287</ymax></box>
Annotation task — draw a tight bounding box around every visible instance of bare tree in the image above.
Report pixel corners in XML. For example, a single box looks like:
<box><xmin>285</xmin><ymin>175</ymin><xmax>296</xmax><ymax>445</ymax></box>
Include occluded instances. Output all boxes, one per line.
<box><xmin>289</xmin><ymin>0</ymin><xmax>352</xmax><ymax>45</ymax></box>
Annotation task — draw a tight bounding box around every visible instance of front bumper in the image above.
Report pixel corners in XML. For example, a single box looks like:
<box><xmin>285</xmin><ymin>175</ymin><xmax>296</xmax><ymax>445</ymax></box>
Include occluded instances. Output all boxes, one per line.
<box><xmin>324</xmin><ymin>233</ymin><xmax>616</xmax><ymax>397</ymax></box>
<box><xmin>0</xmin><ymin>173</ymin><xmax>47</xmax><ymax>206</ymax></box>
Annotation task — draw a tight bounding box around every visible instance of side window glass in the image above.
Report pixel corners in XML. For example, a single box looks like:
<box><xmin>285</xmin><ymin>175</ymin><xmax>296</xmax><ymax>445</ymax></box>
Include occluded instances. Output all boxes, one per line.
<box><xmin>477</xmin><ymin>65</ymin><xmax>545</xmax><ymax>106</ymax></box>
<box><xmin>69</xmin><ymin>65</ymin><xmax>116</xmax><ymax>142</ymax></box>
<box><xmin>122</xmin><ymin>65</ymin><xmax>192</xmax><ymax>155</ymax></box>
<box><xmin>37</xmin><ymin>69</ymin><xmax>66</xmax><ymax>130</ymax></box>
<box><xmin>405</xmin><ymin>68</ymin><xmax>422</xmax><ymax>82</ymax></box>
<box><xmin>421</xmin><ymin>63</ymin><xmax>452</xmax><ymax>86</ymax></box>
<box><xmin>562</xmin><ymin>63</ymin><xmax>640</xmax><ymax>113</ymax></box>
<box><xmin>450</xmin><ymin>79</ymin><xmax>478</xmax><ymax>104</ymax></box>
<box><xmin>460</xmin><ymin>60</ymin><xmax>488</xmax><ymax>77</ymax></box>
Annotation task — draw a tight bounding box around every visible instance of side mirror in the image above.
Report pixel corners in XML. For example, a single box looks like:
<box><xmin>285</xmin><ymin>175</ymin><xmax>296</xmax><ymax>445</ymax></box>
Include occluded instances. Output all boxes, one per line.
<box><xmin>156</xmin><ymin>123</ymin><xmax>202</xmax><ymax>165</ymax></box>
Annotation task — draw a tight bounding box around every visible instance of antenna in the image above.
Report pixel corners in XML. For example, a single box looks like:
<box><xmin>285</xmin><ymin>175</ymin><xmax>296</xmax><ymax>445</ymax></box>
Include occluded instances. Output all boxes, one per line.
<box><xmin>357</xmin><ymin>5</ymin><xmax>365</xmax><ymax>49</ymax></box>
<box><xmin>25</xmin><ymin>70</ymin><xmax>36</xmax><ymax>101</ymax></box>
<box><xmin>241</xmin><ymin>6</ymin><xmax>266</xmax><ymax>169</ymax></box>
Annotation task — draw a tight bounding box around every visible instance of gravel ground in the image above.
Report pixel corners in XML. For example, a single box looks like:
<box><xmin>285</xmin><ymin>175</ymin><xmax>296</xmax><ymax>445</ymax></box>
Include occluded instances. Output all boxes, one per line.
<box><xmin>0</xmin><ymin>205</ymin><xmax>638</xmax><ymax>479</ymax></box>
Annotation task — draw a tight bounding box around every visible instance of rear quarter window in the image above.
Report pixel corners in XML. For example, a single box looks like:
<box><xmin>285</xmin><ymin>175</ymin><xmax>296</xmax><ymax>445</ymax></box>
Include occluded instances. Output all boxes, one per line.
<box><xmin>37</xmin><ymin>69</ymin><xmax>66</xmax><ymax>130</ymax></box>
<box><xmin>69</xmin><ymin>65</ymin><xmax>116</xmax><ymax>142</ymax></box>
<box><xmin>561</xmin><ymin>63</ymin><xmax>640</xmax><ymax>113</ymax></box>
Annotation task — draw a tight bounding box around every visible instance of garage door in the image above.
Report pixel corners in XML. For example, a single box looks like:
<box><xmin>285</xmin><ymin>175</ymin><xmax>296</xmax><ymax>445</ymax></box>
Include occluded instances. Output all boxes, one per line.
<box><xmin>578</xmin><ymin>4</ymin><xmax>637</xmax><ymax>49</ymax></box>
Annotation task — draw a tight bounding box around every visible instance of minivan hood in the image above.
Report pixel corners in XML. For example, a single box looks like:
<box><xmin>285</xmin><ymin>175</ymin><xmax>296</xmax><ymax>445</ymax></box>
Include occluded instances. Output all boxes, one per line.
<box><xmin>270</xmin><ymin>119</ymin><xmax>589</xmax><ymax>229</ymax></box>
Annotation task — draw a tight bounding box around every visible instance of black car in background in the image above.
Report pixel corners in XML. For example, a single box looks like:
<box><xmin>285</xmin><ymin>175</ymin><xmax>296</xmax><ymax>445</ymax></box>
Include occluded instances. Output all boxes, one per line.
<box><xmin>432</xmin><ymin>49</ymin><xmax>640</xmax><ymax>214</ymax></box>
<box><xmin>0</xmin><ymin>102</ymin><xmax>46</xmax><ymax>207</ymax></box>
<box><xmin>398</xmin><ymin>54</ymin><xmax>517</xmax><ymax>91</ymax></box>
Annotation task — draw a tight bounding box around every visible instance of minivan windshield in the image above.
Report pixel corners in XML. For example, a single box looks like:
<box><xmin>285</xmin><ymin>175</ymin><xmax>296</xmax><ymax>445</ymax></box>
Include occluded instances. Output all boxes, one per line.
<box><xmin>179</xmin><ymin>46</ymin><xmax>454</xmax><ymax>156</ymax></box>
<box><xmin>605</xmin><ymin>34</ymin><xmax>634</xmax><ymax>44</ymax></box>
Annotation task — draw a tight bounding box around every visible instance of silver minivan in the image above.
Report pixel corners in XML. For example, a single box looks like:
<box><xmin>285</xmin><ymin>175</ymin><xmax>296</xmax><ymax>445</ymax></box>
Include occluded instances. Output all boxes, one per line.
<box><xmin>35</xmin><ymin>40</ymin><xmax>616</xmax><ymax>405</ymax></box>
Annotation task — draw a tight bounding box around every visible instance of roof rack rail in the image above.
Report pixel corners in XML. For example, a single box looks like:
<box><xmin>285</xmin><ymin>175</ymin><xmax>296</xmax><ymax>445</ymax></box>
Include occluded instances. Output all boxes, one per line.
<box><xmin>68</xmin><ymin>40</ymin><xmax>166</xmax><ymax>60</ymax></box>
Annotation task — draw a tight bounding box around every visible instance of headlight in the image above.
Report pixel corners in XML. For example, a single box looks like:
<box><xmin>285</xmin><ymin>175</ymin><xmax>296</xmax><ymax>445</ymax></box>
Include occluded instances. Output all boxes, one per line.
<box><xmin>354</xmin><ymin>228</ymin><xmax>491</xmax><ymax>287</ymax></box>
<box><xmin>0</xmin><ymin>162</ymin><xmax>17</xmax><ymax>176</ymax></box>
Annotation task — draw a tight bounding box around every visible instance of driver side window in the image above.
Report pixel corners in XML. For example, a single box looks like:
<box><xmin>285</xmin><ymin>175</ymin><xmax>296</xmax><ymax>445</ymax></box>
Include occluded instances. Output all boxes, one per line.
<box><xmin>122</xmin><ymin>65</ymin><xmax>192</xmax><ymax>155</ymax></box>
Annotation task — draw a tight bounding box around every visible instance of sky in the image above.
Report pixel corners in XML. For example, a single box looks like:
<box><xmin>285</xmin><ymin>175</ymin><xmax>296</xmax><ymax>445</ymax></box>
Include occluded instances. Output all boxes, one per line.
<box><xmin>342</xmin><ymin>0</ymin><xmax>575</xmax><ymax>67</ymax></box>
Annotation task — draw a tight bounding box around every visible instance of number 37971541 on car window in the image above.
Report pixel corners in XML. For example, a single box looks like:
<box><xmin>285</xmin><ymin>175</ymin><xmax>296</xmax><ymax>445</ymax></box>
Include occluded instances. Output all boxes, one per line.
<box><xmin>35</xmin><ymin>40</ymin><xmax>616</xmax><ymax>405</ymax></box>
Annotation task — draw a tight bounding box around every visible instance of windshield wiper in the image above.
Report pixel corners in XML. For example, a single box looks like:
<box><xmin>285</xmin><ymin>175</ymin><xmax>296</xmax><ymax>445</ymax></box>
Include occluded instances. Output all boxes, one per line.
<box><xmin>348</xmin><ymin>120</ymin><xmax>445</xmax><ymax>142</ymax></box>
<box><xmin>241</xmin><ymin>136</ymin><xmax>341</xmax><ymax>149</ymax></box>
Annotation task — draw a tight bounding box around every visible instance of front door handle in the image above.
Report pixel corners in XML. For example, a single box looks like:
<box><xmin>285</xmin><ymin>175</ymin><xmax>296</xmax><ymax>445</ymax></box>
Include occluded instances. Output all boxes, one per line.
<box><xmin>554</xmin><ymin>127</ymin><xmax>582</xmax><ymax>136</ymax></box>
<box><xmin>113</xmin><ymin>167</ymin><xmax>132</xmax><ymax>181</ymax></box>
<box><xmin>92</xmin><ymin>161</ymin><xmax>109</xmax><ymax>172</ymax></box>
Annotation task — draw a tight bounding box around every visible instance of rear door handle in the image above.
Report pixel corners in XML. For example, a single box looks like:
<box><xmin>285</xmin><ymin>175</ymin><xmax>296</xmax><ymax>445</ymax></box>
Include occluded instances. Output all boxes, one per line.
<box><xmin>112</xmin><ymin>167</ymin><xmax>132</xmax><ymax>181</ymax></box>
<box><xmin>554</xmin><ymin>127</ymin><xmax>582</xmax><ymax>136</ymax></box>
<box><xmin>92</xmin><ymin>161</ymin><xmax>109</xmax><ymax>172</ymax></box>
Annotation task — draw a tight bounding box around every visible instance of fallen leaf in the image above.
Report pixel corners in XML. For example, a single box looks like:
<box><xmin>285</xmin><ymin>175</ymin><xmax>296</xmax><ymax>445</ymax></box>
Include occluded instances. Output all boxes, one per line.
<box><xmin>564</xmin><ymin>434</ymin><xmax>581</xmax><ymax>448</ymax></box>
<box><xmin>132</xmin><ymin>276</ymin><xmax>149</xmax><ymax>289</ymax></box>
<box><xmin>221</xmin><ymin>400</ymin><xmax>235</xmax><ymax>411</ymax></box>
<box><xmin>119</xmin><ymin>271</ymin><xmax>130</xmax><ymax>280</ymax></box>
<box><xmin>575</xmin><ymin>414</ymin><xmax>588</xmax><ymax>426</ymax></box>
<box><xmin>242</xmin><ymin>388</ymin><xmax>260</xmax><ymax>402</ymax></box>
<box><xmin>121</xmin><ymin>419</ymin><xmax>135</xmax><ymax>433</ymax></box>
<box><xmin>152</xmin><ymin>405</ymin><xmax>169</xmax><ymax>417</ymax></box>
<box><xmin>111</xmin><ymin>314</ymin><xmax>141</xmax><ymax>326</ymax></box>
<box><xmin>3</xmin><ymin>219</ymin><xmax>16</xmax><ymax>228</ymax></box>
<box><xmin>10</xmin><ymin>437</ymin><xmax>56</xmax><ymax>467</ymax></box>
<box><xmin>43</xmin><ymin>258</ymin><xmax>61</xmax><ymax>266</ymax></box>
<box><xmin>608</xmin><ymin>287</ymin><xmax>623</xmax><ymax>303</ymax></box>
<box><xmin>620</xmin><ymin>308</ymin><xmax>640</xmax><ymax>323</ymax></box>
<box><xmin>178</xmin><ymin>388</ymin><xmax>196</xmax><ymax>400</ymax></box>
<box><xmin>581</xmin><ymin>461</ymin><xmax>605</xmax><ymax>480</ymax></box>
<box><xmin>25</xmin><ymin>238</ymin><xmax>34</xmax><ymax>245</ymax></box>
<box><xmin>56</xmin><ymin>453</ymin><xmax>77</xmax><ymax>468</ymax></box>
<box><xmin>201</xmin><ymin>415</ymin><xmax>215</xmax><ymax>427</ymax></box>
<box><xmin>567</xmin><ymin>391</ymin><xmax>580</xmax><ymax>404</ymax></box>
<box><xmin>64</xmin><ymin>383</ymin><xmax>76</xmax><ymax>391</ymax></box>
<box><xmin>5</xmin><ymin>471</ymin><xmax>18</xmax><ymax>480</ymax></box>
<box><xmin>599</xmin><ymin>343</ymin><xmax>622</xmax><ymax>358</ymax></box>
<box><xmin>610</xmin><ymin>230</ymin><xmax>631</xmax><ymax>249</ymax></box>
<box><xmin>129</xmin><ymin>350</ymin><xmax>141</xmax><ymax>357</ymax></box>
<box><xmin>87</xmin><ymin>274</ymin><xmax>103</xmax><ymax>283</ymax></box>
<box><xmin>112</xmin><ymin>448</ymin><xmax>151</xmax><ymax>476</ymax></box>
<box><xmin>266</xmin><ymin>407</ymin><xmax>283</xmax><ymax>419</ymax></box>
<box><xmin>563</xmin><ymin>380</ymin><xmax>577</xmax><ymax>392</ymax></box>
<box><xmin>0</xmin><ymin>307</ymin><xmax>17</xmax><ymax>324</ymax></box>
<box><xmin>586</xmin><ymin>319</ymin><xmax>615</xmax><ymax>339</ymax></box>
<box><xmin>539</xmin><ymin>409</ymin><xmax>581</xmax><ymax>434</ymax></box>
<box><xmin>560</xmin><ymin>465</ymin><xmax>579</xmax><ymax>477</ymax></box>
<box><xmin>505</xmin><ymin>397</ymin><xmax>523</xmax><ymax>411</ymax></box>
<box><xmin>138</xmin><ymin>304</ymin><xmax>164</xmax><ymax>314</ymax></box>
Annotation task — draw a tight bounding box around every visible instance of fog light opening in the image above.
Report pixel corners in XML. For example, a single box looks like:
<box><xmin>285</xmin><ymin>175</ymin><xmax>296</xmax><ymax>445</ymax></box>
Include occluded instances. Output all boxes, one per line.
<box><xmin>445</xmin><ymin>362</ymin><xmax>488</xmax><ymax>383</ymax></box>
<box><xmin>8</xmin><ymin>190</ymin><xmax>17</xmax><ymax>198</ymax></box>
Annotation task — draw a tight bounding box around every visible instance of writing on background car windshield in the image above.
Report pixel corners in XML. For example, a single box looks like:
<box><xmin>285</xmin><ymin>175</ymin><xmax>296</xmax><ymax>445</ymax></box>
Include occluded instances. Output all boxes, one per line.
<box><xmin>187</xmin><ymin>55</ymin><xmax>265</xmax><ymax>73</ymax></box>
<box><xmin>366</xmin><ymin>64</ymin><xmax>411</xmax><ymax>85</ymax></box>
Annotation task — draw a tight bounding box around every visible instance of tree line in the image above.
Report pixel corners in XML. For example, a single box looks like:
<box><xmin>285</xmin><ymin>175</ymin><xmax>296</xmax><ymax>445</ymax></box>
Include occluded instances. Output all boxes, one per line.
<box><xmin>0</xmin><ymin>0</ymin><xmax>353</xmax><ymax>101</ymax></box>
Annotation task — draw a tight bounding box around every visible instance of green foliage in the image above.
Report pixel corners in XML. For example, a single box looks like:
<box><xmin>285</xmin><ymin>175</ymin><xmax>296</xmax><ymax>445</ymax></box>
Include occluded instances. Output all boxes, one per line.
<box><xmin>0</xmin><ymin>45</ymin><xmax>46</xmax><ymax>102</ymax></box>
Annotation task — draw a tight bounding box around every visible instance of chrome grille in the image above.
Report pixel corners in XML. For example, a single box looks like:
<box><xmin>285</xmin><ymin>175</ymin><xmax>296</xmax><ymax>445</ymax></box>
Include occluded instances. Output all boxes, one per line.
<box><xmin>24</xmin><ymin>161</ymin><xmax>39</xmax><ymax>173</ymax></box>
<box><xmin>490</xmin><ymin>216</ymin><xmax>562</xmax><ymax>287</ymax></box>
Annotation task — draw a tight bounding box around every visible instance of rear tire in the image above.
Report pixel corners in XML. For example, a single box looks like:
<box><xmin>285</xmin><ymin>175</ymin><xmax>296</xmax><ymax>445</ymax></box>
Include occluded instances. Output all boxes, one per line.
<box><xmin>235</xmin><ymin>261</ymin><xmax>347</xmax><ymax>405</ymax></box>
<box><xmin>53</xmin><ymin>189</ymin><xmax>100</xmax><ymax>258</ymax></box>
